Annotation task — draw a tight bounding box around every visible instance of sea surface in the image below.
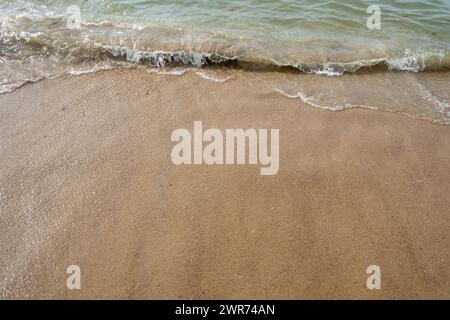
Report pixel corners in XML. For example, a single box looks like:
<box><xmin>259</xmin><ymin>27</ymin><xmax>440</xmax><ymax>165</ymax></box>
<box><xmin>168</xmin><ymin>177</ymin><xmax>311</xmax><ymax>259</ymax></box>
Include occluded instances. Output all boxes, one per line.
<box><xmin>1</xmin><ymin>0</ymin><xmax>450</xmax><ymax>123</ymax></box>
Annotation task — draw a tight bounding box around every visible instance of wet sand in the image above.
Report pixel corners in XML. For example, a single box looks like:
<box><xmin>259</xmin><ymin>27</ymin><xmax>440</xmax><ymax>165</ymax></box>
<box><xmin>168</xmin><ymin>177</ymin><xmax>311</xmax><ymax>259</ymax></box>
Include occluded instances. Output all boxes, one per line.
<box><xmin>1</xmin><ymin>69</ymin><xmax>450</xmax><ymax>299</ymax></box>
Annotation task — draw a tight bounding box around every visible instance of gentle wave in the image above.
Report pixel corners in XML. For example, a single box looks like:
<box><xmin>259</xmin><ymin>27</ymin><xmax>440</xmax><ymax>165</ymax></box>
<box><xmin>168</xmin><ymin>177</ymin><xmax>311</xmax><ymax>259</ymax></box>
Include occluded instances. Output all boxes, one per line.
<box><xmin>273</xmin><ymin>88</ymin><xmax>382</xmax><ymax>112</ymax></box>
<box><xmin>271</xmin><ymin>72</ymin><xmax>450</xmax><ymax>125</ymax></box>
<box><xmin>1</xmin><ymin>11</ymin><xmax>450</xmax><ymax>92</ymax></box>
<box><xmin>1</xmin><ymin>0</ymin><xmax>449</xmax><ymax>125</ymax></box>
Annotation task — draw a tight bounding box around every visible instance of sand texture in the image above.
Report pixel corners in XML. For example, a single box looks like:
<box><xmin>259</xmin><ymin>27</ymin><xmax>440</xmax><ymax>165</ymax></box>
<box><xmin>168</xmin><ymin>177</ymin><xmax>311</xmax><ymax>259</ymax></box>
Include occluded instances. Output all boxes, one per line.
<box><xmin>1</xmin><ymin>69</ymin><xmax>450</xmax><ymax>299</ymax></box>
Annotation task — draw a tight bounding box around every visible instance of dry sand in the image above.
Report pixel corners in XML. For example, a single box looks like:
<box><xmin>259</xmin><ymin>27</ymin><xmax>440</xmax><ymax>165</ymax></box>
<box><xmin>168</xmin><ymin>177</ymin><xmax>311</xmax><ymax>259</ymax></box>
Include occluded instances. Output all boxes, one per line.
<box><xmin>1</xmin><ymin>68</ymin><xmax>450</xmax><ymax>299</ymax></box>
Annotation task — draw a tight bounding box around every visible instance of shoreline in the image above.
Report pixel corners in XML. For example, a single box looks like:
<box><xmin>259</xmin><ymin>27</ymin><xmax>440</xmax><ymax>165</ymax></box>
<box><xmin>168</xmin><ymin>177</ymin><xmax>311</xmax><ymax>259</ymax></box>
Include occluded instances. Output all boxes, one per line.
<box><xmin>5</xmin><ymin>66</ymin><xmax>450</xmax><ymax>125</ymax></box>
<box><xmin>1</xmin><ymin>68</ymin><xmax>450</xmax><ymax>299</ymax></box>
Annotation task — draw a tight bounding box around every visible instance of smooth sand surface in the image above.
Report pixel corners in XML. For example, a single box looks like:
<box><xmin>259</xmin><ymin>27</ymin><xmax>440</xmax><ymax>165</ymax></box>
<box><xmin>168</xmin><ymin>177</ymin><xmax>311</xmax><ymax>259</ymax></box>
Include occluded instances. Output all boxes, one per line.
<box><xmin>1</xmin><ymin>69</ymin><xmax>450</xmax><ymax>299</ymax></box>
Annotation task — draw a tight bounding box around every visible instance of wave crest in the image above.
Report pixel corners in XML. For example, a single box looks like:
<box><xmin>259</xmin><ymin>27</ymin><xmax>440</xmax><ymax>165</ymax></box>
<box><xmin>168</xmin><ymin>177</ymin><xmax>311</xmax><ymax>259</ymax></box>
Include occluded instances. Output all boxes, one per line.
<box><xmin>1</xmin><ymin>15</ymin><xmax>450</xmax><ymax>92</ymax></box>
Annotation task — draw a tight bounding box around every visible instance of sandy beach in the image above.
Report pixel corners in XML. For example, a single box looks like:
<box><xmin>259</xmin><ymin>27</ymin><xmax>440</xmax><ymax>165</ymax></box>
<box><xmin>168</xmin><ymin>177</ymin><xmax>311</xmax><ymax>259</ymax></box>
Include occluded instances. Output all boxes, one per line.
<box><xmin>1</xmin><ymin>68</ymin><xmax>450</xmax><ymax>299</ymax></box>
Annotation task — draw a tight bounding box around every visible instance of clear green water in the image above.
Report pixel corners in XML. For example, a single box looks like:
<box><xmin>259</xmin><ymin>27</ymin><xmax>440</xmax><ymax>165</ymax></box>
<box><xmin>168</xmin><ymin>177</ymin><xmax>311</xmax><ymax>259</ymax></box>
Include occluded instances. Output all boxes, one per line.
<box><xmin>0</xmin><ymin>1</ymin><xmax>450</xmax><ymax>100</ymax></box>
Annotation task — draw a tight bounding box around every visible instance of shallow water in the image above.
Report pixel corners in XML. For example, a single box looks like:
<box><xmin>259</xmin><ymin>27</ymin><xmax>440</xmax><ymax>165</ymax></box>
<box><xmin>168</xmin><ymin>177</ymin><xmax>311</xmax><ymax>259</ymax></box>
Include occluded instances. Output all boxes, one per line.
<box><xmin>0</xmin><ymin>0</ymin><xmax>449</xmax><ymax>123</ymax></box>
<box><xmin>159</xmin><ymin>67</ymin><xmax>450</xmax><ymax>124</ymax></box>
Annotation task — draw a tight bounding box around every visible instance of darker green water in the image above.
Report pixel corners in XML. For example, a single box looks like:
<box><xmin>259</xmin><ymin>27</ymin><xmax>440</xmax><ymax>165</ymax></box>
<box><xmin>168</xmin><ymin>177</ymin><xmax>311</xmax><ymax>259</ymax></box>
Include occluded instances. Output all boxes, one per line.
<box><xmin>1</xmin><ymin>0</ymin><xmax>450</xmax><ymax>91</ymax></box>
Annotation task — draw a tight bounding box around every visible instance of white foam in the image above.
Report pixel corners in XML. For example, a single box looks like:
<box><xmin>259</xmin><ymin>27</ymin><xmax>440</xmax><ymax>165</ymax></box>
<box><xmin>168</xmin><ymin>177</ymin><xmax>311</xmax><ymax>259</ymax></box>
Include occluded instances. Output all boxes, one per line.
<box><xmin>68</xmin><ymin>63</ymin><xmax>114</xmax><ymax>76</ymax></box>
<box><xmin>195</xmin><ymin>71</ymin><xmax>233</xmax><ymax>83</ymax></box>
<box><xmin>386</xmin><ymin>48</ymin><xmax>447</xmax><ymax>72</ymax></box>
<box><xmin>273</xmin><ymin>88</ymin><xmax>378</xmax><ymax>112</ymax></box>
<box><xmin>414</xmin><ymin>82</ymin><xmax>450</xmax><ymax>115</ymax></box>
<box><xmin>157</xmin><ymin>68</ymin><xmax>190</xmax><ymax>76</ymax></box>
